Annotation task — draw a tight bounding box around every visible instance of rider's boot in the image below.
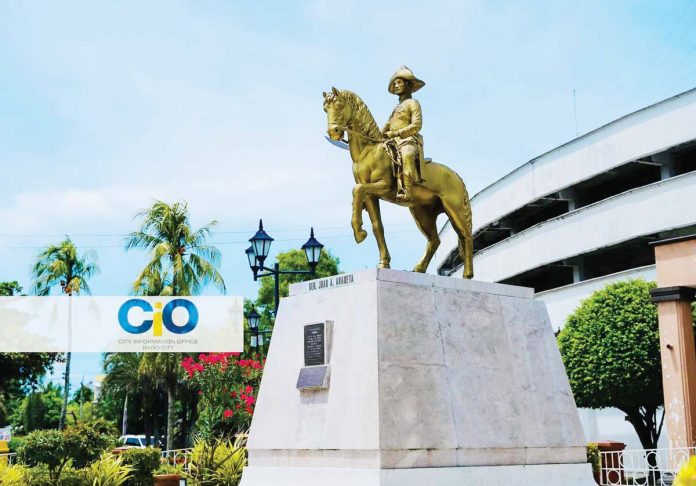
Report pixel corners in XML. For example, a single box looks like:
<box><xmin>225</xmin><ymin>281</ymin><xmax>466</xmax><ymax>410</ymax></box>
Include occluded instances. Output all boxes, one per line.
<box><xmin>397</xmin><ymin>176</ymin><xmax>413</xmax><ymax>202</ymax></box>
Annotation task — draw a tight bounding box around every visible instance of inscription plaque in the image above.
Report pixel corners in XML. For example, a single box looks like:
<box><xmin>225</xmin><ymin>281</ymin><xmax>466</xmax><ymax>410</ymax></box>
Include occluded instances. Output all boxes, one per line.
<box><xmin>296</xmin><ymin>365</ymin><xmax>330</xmax><ymax>390</ymax></box>
<box><xmin>304</xmin><ymin>323</ymin><xmax>325</xmax><ymax>366</ymax></box>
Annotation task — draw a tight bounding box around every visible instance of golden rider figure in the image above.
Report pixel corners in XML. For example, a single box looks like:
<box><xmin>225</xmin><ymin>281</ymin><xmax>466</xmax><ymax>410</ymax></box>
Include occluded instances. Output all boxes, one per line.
<box><xmin>382</xmin><ymin>66</ymin><xmax>425</xmax><ymax>202</ymax></box>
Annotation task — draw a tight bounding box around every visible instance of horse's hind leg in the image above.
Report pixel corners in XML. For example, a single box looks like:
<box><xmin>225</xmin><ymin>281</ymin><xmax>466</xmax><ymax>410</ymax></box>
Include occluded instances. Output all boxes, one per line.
<box><xmin>409</xmin><ymin>204</ymin><xmax>440</xmax><ymax>273</ymax></box>
<box><xmin>364</xmin><ymin>196</ymin><xmax>391</xmax><ymax>268</ymax></box>
<box><xmin>442</xmin><ymin>196</ymin><xmax>474</xmax><ymax>279</ymax></box>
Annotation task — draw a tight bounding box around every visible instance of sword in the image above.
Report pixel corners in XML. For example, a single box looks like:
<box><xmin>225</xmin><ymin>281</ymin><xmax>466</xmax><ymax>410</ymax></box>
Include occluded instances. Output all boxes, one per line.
<box><xmin>324</xmin><ymin>136</ymin><xmax>349</xmax><ymax>150</ymax></box>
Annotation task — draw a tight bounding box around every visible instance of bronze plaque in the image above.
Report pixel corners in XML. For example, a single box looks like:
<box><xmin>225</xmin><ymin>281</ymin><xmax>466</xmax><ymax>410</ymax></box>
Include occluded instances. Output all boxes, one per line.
<box><xmin>304</xmin><ymin>323</ymin><xmax>325</xmax><ymax>366</ymax></box>
<box><xmin>296</xmin><ymin>365</ymin><xmax>329</xmax><ymax>390</ymax></box>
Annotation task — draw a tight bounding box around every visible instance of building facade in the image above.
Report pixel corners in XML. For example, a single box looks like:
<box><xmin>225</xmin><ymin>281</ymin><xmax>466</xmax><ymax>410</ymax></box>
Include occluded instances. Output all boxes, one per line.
<box><xmin>433</xmin><ymin>88</ymin><xmax>696</xmax><ymax>449</ymax></box>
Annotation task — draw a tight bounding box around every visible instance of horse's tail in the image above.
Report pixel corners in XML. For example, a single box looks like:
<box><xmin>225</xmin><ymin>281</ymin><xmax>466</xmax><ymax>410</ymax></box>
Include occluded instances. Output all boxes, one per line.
<box><xmin>437</xmin><ymin>163</ymin><xmax>473</xmax><ymax>278</ymax></box>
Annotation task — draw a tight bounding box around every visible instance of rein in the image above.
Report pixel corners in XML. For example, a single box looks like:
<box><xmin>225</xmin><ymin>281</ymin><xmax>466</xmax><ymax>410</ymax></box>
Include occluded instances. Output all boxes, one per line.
<box><xmin>339</xmin><ymin>124</ymin><xmax>385</xmax><ymax>144</ymax></box>
<box><xmin>338</xmin><ymin>121</ymin><xmax>385</xmax><ymax>143</ymax></box>
<box><xmin>339</xmin><ymin>123</ymin><xmax>401</xmax><ymax>178</ymax></box>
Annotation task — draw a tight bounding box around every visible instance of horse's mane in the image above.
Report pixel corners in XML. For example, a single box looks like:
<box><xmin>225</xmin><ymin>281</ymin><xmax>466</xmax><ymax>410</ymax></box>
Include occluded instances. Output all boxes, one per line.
<box><xmin>339</xmin><ymin>90</ymin><xmax>383</xmax><ymax>141</ymax></box>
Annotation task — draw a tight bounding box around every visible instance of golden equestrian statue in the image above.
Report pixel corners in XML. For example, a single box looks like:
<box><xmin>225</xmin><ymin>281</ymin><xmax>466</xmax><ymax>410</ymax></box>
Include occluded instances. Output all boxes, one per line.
<box><xmin>323</xmin><ymin>66</ymin><xmax>474</xmax><ymax>278</ymax></box>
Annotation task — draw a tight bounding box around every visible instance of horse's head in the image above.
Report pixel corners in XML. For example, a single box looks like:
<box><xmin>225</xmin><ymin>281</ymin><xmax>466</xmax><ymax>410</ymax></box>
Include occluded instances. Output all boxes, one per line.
<box><xmin>323</xmin><ymin>87</ymin><xmax>352</xmax><ymax>141</ymax></box>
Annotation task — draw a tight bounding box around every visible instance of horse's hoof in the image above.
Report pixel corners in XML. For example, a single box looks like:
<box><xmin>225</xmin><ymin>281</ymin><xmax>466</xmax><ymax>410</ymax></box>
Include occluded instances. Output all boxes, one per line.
<box><xmin>412</xmin><ymin>265</ymin><xmax>426</xmax><ymax>273</ymax></box>
<box><xmin>379</xmin><ymin>261</ymin><xmax>390</xmax><ymax>269</ymax></box>
<box><xmin>463</xmin><ymin>271</ymin><xmax>474</xmax><ymax>279</ymax></box>
<box><xmin>355</xmin><ymin>230</ymin><xmax>368</xmax><ymax>243</ymax></box>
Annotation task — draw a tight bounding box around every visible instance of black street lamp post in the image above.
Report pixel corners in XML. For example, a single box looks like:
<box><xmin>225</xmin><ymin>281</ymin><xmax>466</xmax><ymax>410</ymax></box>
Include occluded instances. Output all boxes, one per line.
<box><xmin>246</xmin><ymin>219</ymin><xmax>324</xmax><ymax>315</ymax></box>
<box><xmin>245</xmin><ymin>306</ymin><xmax>271</xmax><ymax>349</ymax></box>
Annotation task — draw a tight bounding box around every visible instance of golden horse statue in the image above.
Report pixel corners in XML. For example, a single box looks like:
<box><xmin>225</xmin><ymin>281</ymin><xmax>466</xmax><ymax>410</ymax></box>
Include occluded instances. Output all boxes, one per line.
<box><xmin>323</xmin><ymin>87</ymin><xmax>474</xmax><ymax>278</ymax></box>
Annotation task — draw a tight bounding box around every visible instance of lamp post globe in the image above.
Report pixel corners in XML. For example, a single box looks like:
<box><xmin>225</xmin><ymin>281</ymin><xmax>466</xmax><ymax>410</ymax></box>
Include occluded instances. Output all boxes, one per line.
<box><xmin>247</xmin><ymin>307</ymin><xmax>261</xmax><ymax>348</ymax></box>
<box><xmin>301</xmin><ymin>227</ymin><xmax>324</xmax><ymax>271</ymax></box>
<box><xmin>249</xmin><ymin>219</ymin><xmax>273</xmax><ymax>266</ymax></box>
<box><xmin>246</xmin><ymin>245</ymin><xmax>259</xmax><ymax>277</ymax></box>
<box><xmin>247</xmin><ymin>307</ymin><xmax>261</xmax><ymax>332</ymax></box>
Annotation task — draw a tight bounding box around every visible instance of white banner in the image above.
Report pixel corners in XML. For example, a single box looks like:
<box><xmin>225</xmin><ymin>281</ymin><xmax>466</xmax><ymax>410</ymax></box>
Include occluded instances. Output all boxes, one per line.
<box><xmin>0</xmin><ymin>296</ymin><xmax>244</xmax><ymax>353</ymax></box>
<box><xmin>0</xmin><ymin>426</ymin><xmax>10</xmax><ymax>442</ymax></box>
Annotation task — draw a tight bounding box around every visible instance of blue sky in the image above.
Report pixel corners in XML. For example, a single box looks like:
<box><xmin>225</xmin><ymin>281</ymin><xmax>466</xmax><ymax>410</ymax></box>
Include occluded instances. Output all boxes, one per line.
<box><xmin>2</xmin><ymin>0</ymin><xmax>696</xmax><ymax>384</ymax></box>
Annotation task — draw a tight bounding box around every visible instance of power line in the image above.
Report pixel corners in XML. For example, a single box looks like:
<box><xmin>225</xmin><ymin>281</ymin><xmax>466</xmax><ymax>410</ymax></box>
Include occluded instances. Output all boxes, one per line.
<box><xmin>0</xmin><ymin>229</ymin><xmax>421</xmax><ymax>250</ymax></box>
<box><xmin>640</xmin><ymin>2</ymin><xmax>694</xmax><ymax>83</ymax></box>
<box><xmin>640</xmin><ymin>2</ymin><xmax>696</xmax><ymax>98</ymax></box>
<box><xmin>0</xmin><ymin>223</ymin><xmax>416</xmax><ymax>238</ymax></box>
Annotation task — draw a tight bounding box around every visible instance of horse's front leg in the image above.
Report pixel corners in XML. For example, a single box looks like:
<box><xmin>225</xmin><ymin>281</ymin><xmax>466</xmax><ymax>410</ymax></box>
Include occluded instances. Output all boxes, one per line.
<box><xmin>364</xmin><ymin>196</ymin><xmax>391</xmax><ymax>268</ymax></box>
<box><xmin>351</xmin><ymin>181</ymin><xmax>391</xmax><ymax>245</ymax></box>
<box><xmin>351</xmin><ymin>184</ymin><xmax>368</xmax><ymax>243</ymax></box>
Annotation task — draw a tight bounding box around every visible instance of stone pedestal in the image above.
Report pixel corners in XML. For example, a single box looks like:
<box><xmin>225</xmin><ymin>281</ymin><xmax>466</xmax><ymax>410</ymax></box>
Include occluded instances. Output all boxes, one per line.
<box><xmin>240</xmin><ymin>269</ymin><xmax>593</xmax><ymax>485</ymax></box>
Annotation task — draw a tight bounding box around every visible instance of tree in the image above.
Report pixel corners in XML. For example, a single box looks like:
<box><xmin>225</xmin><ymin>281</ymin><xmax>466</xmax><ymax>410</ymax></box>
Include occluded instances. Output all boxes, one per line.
<box><xmin>558</xmin><ymin>279</ymin><xmax>664</xmax><ymax>455</ymax></box>
<box><xmin>0</xmin><ymin>281</ymin><xmax>22</xmax><ymax>296</ymax></box>
<box><xmin>31</xmin><ymin>238</ymin><xmax>99</xmax><ymax>430</ymax></box>
<box><xmin>126</xmin><ymin>200</ymin><xmax>226</xmax><ymax>450</ymax></box>
<box><xmin>125</xmin><ymin>200</ymin><xmax>225</xmax><ymax>296</ymax></box>
<box><xmin>138</xmin><ymin>353</ymin><xmax>183</xmax><ymax>450</ymax></box>
<box><xmin>0</xmin><ymin>281</ymin><xmax>59</xmax><ymax>423</ymax></box>
<box><xmin>254</xmin><ymin>248</ymin><xmax>340</xmax><ymax>328</ymax></box>
<box><xmin>102</xmin><ymin>353</ymin><xmax>143</xmax><ymax>436</ymax></box>
<box><xmin>72</xmin><ymin>383</ymin><xmax>93</xmax><ymax>404</ymax></box>
<box><xmin>0</xmin><ymin>353</ymin><xmax>58</xmax><ymax>424</ymax></box>
<box><xmin>10</xmin><ymin>382</ymin><xmax>64</xmax><ymax>433</ymax></box>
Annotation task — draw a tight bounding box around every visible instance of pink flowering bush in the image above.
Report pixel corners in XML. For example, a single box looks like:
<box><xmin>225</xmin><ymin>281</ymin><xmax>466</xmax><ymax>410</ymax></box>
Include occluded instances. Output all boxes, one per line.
<box><xmin>181</xmin><ymin>352</ymin><xmax>264</xmax><ymax>438</ymax></box>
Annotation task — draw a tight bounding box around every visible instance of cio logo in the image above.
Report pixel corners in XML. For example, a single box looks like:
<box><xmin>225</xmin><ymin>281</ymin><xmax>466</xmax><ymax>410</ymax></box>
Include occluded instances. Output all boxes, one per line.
<box><xmin>118</xmin><ymin>299</ymin><xmax>199</xmax><ymax>335</ymax></box>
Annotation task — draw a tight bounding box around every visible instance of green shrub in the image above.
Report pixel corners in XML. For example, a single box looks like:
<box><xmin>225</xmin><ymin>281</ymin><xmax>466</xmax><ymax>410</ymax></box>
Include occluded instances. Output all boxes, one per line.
<box><xmin>26</xmin><ymin>465</ymin><xmax>90</xmax><ymax>486</ymax></box>
<box><xmin>587</xmin><ymin>442</ymin><xmax>600</xmax><ymax>475</ymax></box>
<box><xmin>87</xmin><ymin>418</ymin><xmax>120</xmax><ymax>439</ymax></box>
<box><xmin>0</xmin><ymin>461</ymin><xmax>31</xmax><ymax>485</ymax></box>
<box><xmin>187</xmin><ymin>435</ymin><xmax>246</xmax><ymax>486</ymax></box>
<box><xmin>25</xmin><ymin>464</ymin><xmax>52</xmax><ymax>485</ymax></box>
<box><xmin>86</xmin><ymin>454</ymin><xmax>133</xmax><ymax>486</ymax></box>
<box><xmin>121</xmin><ymin>448</ymin><xmax>161</xmax><ymax>486</ymax></box>
<box><xmin>58</xmin><ymin>468</ymin><xmax>90</xmax><ymax>486</ymax></box>
<box><xmin>8</xmin><ymin>435</ymin><xmax>25</xmax><ymax>453</ymax></box>
<box><xmin>17</xmin><ymin>425</ymin><xmax>113</xmax><ymax>484</ymax></box>
<box><xmin>154</xmin><ymin>462</ymin><xmax>182</xmax><ymax>475</ymax></box>
<box><xmin>63</xmin><ymin>423</ymin><xmax>113</xmax><ymax>468</ymax></box>
<box><xmin>18</xmin><ymin>429</ymin><xmax>68</xmax><ymax>482</ymax></box>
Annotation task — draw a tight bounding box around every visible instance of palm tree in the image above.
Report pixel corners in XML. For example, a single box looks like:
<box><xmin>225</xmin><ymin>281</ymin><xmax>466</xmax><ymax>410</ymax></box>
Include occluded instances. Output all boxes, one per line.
<box><xmin>138</xmin><ymin>353</ymin><xmax>183</xmax><ymax>451</ymax></box>
<box><xmin>32</xmin><ymin>237</ymin><xmax>99</xmax><ymax>430</ymax></box>
<box><xmin>125</xmin><ymin>200</ymin><xmax>225</xmax><ymax>296</ymax></box>
<box><xmin>126</xmin><ymin>201</ymin><xmax>225</xmax><ymax>450</ymax></box>
<box><xmin>102</xmin><ymin>352</ymin><xmax>143</xmax><ymax>435</ymax></box>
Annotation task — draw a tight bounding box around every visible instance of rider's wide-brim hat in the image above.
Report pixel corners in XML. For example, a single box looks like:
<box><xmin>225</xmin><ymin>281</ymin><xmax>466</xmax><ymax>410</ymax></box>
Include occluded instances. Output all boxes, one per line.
<box><xmin>388</xmin><ymin>66</ymin><xmax>425</xmax><ymax>94</ymax></box>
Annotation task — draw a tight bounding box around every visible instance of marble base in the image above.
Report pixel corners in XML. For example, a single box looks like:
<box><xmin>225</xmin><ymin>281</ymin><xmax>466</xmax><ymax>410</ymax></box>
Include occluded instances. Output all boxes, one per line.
<box><xmin>240</xmin><ymin>269</ymin><xmax>593</xmax><ymax>485</ymax></box>
<box><xmin>241</xmin><ymin>463</ymin><xmax>594</xmax><ymax>486</ymax></box>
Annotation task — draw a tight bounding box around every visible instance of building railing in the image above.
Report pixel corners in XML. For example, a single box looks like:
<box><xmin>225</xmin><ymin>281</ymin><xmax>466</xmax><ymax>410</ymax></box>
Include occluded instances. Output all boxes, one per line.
<box><xmin>161</xmin><ymin>448</ymin><xmax>193</xmax><ymax>471</ymax></box>
<box><xmin>0</xmin><ymin>452</ymin><xmax>17</xmax><ymax>465</ymax></box>
<box><xmin>600</xmin><ymin>447</ymin><xmax>696</xmax><ymax>485</ymax></box>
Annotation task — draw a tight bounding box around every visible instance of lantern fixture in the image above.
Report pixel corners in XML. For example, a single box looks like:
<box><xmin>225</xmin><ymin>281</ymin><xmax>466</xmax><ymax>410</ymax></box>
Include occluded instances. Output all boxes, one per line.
<box><xmin>247</xmin><ymin>307</ymin><xmax>260</xmax><ymax>331</ymax></box>
<box><xmin>249</xmin><ymin>219</ymin><xmax>274</xmax><ymax>267</ymax></box>
<box><xmin>301</xmin><ymin>227</ymin><xmax>324</xmax><ymax>270</ymax></box>
<box><xmin>246</xmin><ymin>245</ymin><xmax>259</xmax><ymax>277</ymax></box>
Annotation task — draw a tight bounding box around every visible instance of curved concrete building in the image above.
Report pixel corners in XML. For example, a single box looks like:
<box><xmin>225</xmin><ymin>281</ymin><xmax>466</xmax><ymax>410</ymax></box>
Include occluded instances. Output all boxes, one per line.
<box><xmin>433</xmin><ymin>88</ymin><xmax>696</xmax><ymax>449</ymax></box>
